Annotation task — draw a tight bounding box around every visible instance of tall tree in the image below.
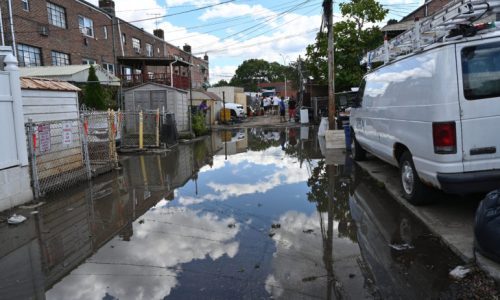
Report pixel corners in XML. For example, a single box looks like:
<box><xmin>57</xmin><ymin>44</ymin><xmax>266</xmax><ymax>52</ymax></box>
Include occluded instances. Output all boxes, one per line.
<box><xmin>305</xmin><ymin>0</ymin><xmax>387</xmax><ymax>92</ymax></box>
<box><xmin>83</xmin><ymin>65</ymin><xmax>106</xmax><ymax>109</ymax></box>
<box><xmin>212</xmin><ymin>79</ymin><xmax>229</xmax><ymax>87</ymax></box>
<box><xmin>230</xmin><ymin>59</ymin><xmax>293</xmax><ymax>91</ymax></box>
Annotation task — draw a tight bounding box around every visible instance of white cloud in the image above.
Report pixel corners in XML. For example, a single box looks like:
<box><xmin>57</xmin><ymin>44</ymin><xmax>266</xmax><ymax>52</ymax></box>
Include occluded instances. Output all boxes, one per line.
<box><xmin>166</xmin><ymin>0</ymin><xmax>221</xmax><ymax>7</ymax></box>
<box><xmin>199</xmin><ymin>3</ymin><xmax>274</xmax><ymax>21</ymax></box>
<box><xmin>46</xmin><ymin>206</ymin><xmax>240</xmax><ymax>299</ymax></box>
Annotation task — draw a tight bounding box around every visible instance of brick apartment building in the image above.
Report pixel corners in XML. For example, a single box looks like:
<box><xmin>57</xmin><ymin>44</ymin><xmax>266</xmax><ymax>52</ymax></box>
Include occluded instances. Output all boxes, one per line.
<box><xmin>0</xmin><ymin>0</ymin><xmax>209</xmax><ymax>90</ymax></box>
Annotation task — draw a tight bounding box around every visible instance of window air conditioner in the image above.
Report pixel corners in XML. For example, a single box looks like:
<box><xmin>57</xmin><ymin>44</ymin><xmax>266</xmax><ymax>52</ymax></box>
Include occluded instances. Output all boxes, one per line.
<box><xmin>39</xmin><ymin>26</ymin><xmax>49</xmax><ymax>36</ymax></box>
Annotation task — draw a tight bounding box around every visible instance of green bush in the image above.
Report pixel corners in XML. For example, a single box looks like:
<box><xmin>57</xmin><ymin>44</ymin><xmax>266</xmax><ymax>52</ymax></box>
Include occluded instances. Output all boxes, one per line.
<box><xmin>192</xmin><ymin>112</ymin><xmax>208</xmax><ymax>137</ymax></box>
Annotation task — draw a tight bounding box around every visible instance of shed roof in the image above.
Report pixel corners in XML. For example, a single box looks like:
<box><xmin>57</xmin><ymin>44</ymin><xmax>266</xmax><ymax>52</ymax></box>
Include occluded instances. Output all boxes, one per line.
<box><xmin>19</xmin><ymin>64</ymin><xmax>120</xmax><ymax>86</ymax></box>
<box><xmin>123</xmin><ymin>82</ymin><xmax>188</xmax><ymax>93</ymax></box>
<box><xmin>20</xmin><ymin>77</ymin><xmax>81</xmax><ymax>92</ymax></box>
<box><xmin>191</xmin><ymin>90</ymin><xmax>222</xmax><ymax>101</ymax></box>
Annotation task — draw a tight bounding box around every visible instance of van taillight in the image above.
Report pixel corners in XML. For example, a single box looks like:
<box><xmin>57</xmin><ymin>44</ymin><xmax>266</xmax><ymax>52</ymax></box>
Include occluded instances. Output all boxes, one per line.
<box><xmin>433</xmin><ymin>122</ymin><xmax>456</xmax><ymax>154</ymax></box>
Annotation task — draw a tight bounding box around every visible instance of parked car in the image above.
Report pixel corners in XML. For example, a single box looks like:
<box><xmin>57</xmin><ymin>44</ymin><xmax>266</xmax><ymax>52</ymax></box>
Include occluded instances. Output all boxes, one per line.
<box><xmin>222</xmin><ymin>103</ymin><xmax>246</xmax><ymax>119</ymax></box>
<box><xmin>350</xmin><ymin>31</ymin><xmax>500</xmax><ymax>205</ymax></box>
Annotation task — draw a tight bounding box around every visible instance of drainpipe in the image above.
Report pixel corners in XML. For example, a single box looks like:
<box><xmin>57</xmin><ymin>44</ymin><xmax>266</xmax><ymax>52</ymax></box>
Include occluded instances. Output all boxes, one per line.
<box><xmin>0</xmin><ymin>5</ymin><xmax>5</xmax><ymax>45</ymax></box>
<box><xmin>117</xmin><ymin>19</ymin><xmax>124</xmax><ymax>56</ymax></box>
<box><xmin>7</xmin><ymin>0</ymin><xmax>16</xmax><ymax>55</ymax></box>
<box><xmin>169</xmin><ymin>59</ymin><xmax>178</xmax><ymax>88</ymax></box>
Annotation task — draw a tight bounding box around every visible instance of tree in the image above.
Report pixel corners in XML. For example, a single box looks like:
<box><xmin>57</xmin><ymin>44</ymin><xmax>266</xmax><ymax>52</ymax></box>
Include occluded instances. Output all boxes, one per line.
<box><xmin>305</xmin><ymin>0</ymin><xmax>387</xmax><ymax>92</ymax></box>
<box><xmin>83</xmin><ymin>65</ymin><xmax>107</xmax><ymax>110</ymax></box>
<box><xmin>230</xmin><ymin>59</ymin><xmax>293</xmax><ymax>92</ymax></box>
<box><xmin>211</xmin><ymin>79</ymin><xmax>229</xmax><ymax>87</ymax></box>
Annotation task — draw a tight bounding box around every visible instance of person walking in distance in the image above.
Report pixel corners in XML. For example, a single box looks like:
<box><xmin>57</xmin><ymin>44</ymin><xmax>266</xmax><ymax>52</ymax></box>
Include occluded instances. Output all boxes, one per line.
<box><xmin>288</xmin><ymin>97</ymin><xmax>296</xmax><ymax>122</ymax></box>
<box><xmin>279</xmin><ymin>97</ymin><xmax>286</xmax><ymax>122</ymax></box>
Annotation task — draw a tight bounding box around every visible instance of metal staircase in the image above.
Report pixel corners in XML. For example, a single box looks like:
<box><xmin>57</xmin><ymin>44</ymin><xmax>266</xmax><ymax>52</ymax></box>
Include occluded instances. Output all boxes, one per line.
<box><xmin>362</xmin><ymin>0</ymin><xmax>500</xmax><ymax>67</ymax></box>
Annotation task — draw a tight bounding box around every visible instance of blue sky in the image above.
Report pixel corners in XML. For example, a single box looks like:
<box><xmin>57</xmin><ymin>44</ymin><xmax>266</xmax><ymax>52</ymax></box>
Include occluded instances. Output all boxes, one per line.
<box><xmin>88</xmin><ymin>0</ymin><xmax>423</xmax><ymax>83</ymax></box>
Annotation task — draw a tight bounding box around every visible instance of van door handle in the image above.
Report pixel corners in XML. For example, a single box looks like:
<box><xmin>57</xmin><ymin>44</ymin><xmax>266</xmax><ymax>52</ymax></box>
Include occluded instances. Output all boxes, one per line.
<box><xmin>470</xmin><ymin>147</ymin><xmax>496</xmax><ymax>155</ymax></box>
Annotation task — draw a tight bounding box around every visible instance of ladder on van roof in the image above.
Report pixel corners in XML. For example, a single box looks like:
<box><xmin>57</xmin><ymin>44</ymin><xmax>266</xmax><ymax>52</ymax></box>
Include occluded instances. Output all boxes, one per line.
<box><xmin>362</xmin><ymin>0</ymin><xmax>500</xmax><ymax>67</ymax></box>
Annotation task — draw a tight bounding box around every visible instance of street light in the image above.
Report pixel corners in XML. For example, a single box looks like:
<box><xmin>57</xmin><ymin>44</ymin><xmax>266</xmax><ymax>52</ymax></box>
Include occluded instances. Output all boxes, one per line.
<box><xmin>279</xmin><ymin>53</ymin><xmax>289</xmax><ymax>99</ymax></box>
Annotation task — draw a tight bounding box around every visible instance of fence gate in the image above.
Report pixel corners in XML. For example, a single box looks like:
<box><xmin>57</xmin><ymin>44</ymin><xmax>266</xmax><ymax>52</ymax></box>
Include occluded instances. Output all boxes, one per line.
<box><xmin>26</xmin><ymin>119</ymin><xmax>90</xmax><ymax>198</ymax></box>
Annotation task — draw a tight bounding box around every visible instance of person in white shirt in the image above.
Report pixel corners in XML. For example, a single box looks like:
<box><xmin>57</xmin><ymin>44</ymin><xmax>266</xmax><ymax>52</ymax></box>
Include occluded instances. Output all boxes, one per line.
<box><xmin>272</xmin><ymin>96</ymin><xmax>280</xmax><ymax>115</ymax></box>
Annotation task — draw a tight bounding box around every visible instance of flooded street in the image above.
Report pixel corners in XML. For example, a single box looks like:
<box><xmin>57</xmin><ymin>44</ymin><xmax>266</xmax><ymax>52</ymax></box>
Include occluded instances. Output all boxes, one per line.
<box><xmin>1</xmin><ymin>127</ymin><xmax>497</xmax><ymax>299</ymax></box>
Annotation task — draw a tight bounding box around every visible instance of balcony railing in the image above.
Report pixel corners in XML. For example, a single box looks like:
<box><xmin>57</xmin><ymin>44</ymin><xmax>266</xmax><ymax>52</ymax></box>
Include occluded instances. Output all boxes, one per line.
<box><xmin>120</xmin><ymin>73</ymin><xmax>190</xmax><ymax>90</ymax></box>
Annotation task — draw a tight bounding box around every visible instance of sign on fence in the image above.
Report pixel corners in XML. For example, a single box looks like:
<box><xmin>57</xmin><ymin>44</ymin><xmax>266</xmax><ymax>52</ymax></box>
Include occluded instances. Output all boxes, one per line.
<box><xmin>62</xmin><ymin>122</ymin><xmax>73</xmax><ymax>145</ymax></box>
<box><xmin>38</xmin><ymin>124</ymin><xmax>51</xmax><ymax>153</ymax></box>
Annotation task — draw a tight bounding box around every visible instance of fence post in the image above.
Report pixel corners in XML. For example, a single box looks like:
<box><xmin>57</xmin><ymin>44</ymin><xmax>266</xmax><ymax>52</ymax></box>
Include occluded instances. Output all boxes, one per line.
<box><xmin>108</xmin><ymin>109</ymin><xmax>118</xmax><ymax>167</ymax></box>
<box><xmin>156</xmin><ymin>108</ymin><xmax>160</xmax><ymax>147</ymax></box>
<box><xmin>81</xmin><ymin>114</ymin><xmax>92</xmax><ymax>180</ymax></box>
<box><xmin>139</xmin><ymin>110</ymin><xmax>144</xmax><ymax>149</ymax></box>
<box><xmin>26</xmin><ymin>120</ymin><xmax>40</xmax><ymax>199</ymax></box>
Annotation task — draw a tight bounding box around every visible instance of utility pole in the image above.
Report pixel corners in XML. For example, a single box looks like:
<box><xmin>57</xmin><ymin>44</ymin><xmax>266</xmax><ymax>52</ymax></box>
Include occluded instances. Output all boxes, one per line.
<box><xmin>298</xmin><ymin>55</ymin><xmax>303</xmax><ymax>107</ymax></box>
<box><xmin>324</xmin><ymin>0</ymin><xmax>335</xmax><ymax>129</ymax></box>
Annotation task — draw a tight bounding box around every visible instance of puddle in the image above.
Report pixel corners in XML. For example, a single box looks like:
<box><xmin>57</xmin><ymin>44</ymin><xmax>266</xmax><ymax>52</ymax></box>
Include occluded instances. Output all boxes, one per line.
<box><xmin>0</xmin><ymin>128</ymin><xmax>497</xmax><ymax>299</ymax></box>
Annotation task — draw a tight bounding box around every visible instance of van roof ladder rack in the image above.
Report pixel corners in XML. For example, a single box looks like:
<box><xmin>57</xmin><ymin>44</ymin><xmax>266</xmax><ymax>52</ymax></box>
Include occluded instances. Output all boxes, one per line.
<box><xmin>362</xmin><ymin>0</ymin><xmax>500</xmax><ymax>67</ymax></box>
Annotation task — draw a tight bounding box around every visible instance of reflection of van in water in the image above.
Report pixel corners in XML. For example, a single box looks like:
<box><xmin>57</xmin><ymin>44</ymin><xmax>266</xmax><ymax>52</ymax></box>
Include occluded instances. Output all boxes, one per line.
<box><xmin>350</xmin><ymin>32</ymin><xmax>500</xmax><ymax>205</ymax></box>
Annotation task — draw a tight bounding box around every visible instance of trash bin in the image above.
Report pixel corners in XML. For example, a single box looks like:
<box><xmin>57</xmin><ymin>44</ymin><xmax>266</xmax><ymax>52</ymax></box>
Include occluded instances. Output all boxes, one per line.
<box><xmin>300</xmin><ymin>109</ymin><xmax>309</xmax><ymax>124</ymax></box>
<box><xmin>343</xmin><ymin>124</ymin><xmax>351</xmax><ymax>151</ymax></box>
<box><xmin>318</xmin><ymin>117</ymin><xmax>328</xmax><ymax>136</ymax></box>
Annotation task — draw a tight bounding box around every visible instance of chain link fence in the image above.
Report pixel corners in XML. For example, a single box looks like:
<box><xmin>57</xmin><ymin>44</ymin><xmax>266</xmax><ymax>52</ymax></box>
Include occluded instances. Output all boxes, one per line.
<box><xmin>26</xmin><ymin>110</ymin><xmax>119</xmax><ymax>198</ymax></box>
<box><xmin>26</xmin><ymin>119</ymin><xmax>91</xmax><ymax>198</ymax></box>
<box><xmin>120</xmin><ymin>110</ymin><xmax>178</xmax><ymax>149</ymax></box>
<box><xmin>81</xmin><ymin>110</ymin><xmax>119</xmax><ymax>176</ymax></box>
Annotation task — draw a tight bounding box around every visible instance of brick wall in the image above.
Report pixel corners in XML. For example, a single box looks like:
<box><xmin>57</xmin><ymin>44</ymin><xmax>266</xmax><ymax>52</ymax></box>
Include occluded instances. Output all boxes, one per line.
<box><xmin>401</xmin><ymin>0</ymin><xmax>453</xmax><ymax>22</ymax></box>
<box><xmin>0</xmin><ymin>0</ymin><xmax>209</xmax><ymax>88</ymax></box>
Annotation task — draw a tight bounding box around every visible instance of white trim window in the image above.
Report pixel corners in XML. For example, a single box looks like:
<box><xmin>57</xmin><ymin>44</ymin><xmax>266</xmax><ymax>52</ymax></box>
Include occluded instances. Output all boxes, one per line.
<box><xmin>47</xmin><ymin>2</ymin><xmax>66</xmax><ymax>28</ymax></box>
<box><xmin>132</xmin><ymin>38</ymin><xmax>141</xmax><ymax>54</ymax></box>
<box><xmin>103</xmin><ymin>26</ymin><xmax>108</xmax><ymax>39</ymax></box>
<box><xmin>145</xmin><ymin>43</ymin><xmax>153</xmax><ymax>57</ymax></box>
<box><xmin>103</xmin><ymin>63</ymin><xmax>115</xmax><ymax>74</ymax></box>
<box><xmin>22</xmin><ymin>0</ymin><xmax>29</xmax><ymax>11</ymax></box>
<box><xmin>51</xmin><ymin>51</ymin><xmax>70</xmax><ymax>66</ymax></box>
<box><xmin>78</xmin><ymin>16</ymin><xmax>94</xmax><ymax>37</ymax></box>
<box><xmin>82</xmin><ymin>58</ymin><xmax>96</xmax><ymax>65</ymax></box>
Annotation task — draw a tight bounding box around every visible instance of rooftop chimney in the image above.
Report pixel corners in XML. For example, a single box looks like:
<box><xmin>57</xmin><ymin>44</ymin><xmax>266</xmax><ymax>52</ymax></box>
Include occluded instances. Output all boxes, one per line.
<box><xmin>153</xmin><ymin>29</ymin><xmax>164</xmax><ymax>40</ymax></box>
<box><xmin>204</xmin><ymin>53</ymin><xmax>209</xmax><ymax>61</ymax></box>
<box><xmin>183</xmin><ymin>44</ymin><xmax>192</xmax><ymax>53</ymax></box>
<box><xmin>99</xmin><ymin>0</ymin><xmax>115</xmax><ymax>16</ymax></box>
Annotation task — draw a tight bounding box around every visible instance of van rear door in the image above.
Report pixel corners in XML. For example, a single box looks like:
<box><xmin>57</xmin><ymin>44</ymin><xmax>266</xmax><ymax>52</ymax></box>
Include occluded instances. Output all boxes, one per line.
<box><xmin>456</xmin><ymin>39</ymin><xmax>500</xmax><ymax>172</ymax></box>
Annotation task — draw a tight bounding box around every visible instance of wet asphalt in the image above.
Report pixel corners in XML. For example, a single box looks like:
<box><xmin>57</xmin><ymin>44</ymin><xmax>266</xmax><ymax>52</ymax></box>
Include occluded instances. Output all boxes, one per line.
<box><xmin>0</xmin><ymin>127</ymin><xmax>498</xmax><ymax>299</ymax></box>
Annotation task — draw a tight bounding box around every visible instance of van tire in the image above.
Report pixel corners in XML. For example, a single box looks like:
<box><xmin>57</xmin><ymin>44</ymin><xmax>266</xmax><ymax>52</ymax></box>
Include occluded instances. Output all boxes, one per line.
<box><xmin>399</xmin><ymin>151</ymin><xmax>435</xmax><ymax>205</ymax></box>
<box><xmin>352</xmin><ymin>134</ymin><xmax>366</xmax><ymax>161</ymax></box>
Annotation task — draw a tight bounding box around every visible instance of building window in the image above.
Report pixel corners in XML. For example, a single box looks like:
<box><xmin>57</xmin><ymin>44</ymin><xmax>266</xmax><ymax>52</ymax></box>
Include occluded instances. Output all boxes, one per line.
<box><xmin>47</xmin><ymin>2</ymin><xmax>66</xmax><ymax>28</ymax></box>
<box><xmin>78</xmin><ymin>16</ymin><xmax>94</xmax><ymax>37</ymax></box>
<box><xmin>103</xmin><ymin>63</ymin><xmax>114</xmax><ymax>74</ymax></box>
<box><xmin>18</xmin><ymin>44</ymin><xmax>42</xmax><ymax>67</ymax></box>
<box><xmin>51</xmin><ymin>51</ymin><xmax>70</xmax><ymax>66</ymax></box>
<box><xmin>103</xmin><ymin>26</ymin><xmax>108</xmax><ymax>39</ymax></box>
<box><xmin>132</xmin><ymin>38</ymin><xmax>141</xmax><ymax>53</ymax></box>
<box><xmin>22</xmin><ymin>0</ymin><xmax>29</xmax><ymax>11</ymax></box>
<box><xmin>145</xmin><ymin>43</ymin><xmax>153</xmax><ymax>57</ymax></box>
<box><xmin>82</xmin><ymin>58</ymin><xmax>96</xmax><ymax>65</ymax></box>
<box><xmin>121</xmin><ymin>33</ymin><xmax>126</xmax><ymax>44</ymax></box>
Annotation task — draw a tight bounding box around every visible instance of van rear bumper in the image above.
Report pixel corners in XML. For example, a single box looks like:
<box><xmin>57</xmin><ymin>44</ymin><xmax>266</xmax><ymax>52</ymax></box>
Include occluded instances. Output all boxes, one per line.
<box><xmin>437</xmin><ymin>170</ymin><xmax>500</xmax><ymax>194</ymax></box>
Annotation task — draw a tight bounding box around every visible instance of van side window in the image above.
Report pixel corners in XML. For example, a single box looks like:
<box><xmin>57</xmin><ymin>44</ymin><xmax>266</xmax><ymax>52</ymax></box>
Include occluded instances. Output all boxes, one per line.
<box><xmin>461</xmin><ymin>42</ymin><xmax>500</xmax><ymax>100</ymax></box>
<box><xmin>355</xmin><ymin>79</ymin><xmax>366</xmax><ymax>107</ymax></box>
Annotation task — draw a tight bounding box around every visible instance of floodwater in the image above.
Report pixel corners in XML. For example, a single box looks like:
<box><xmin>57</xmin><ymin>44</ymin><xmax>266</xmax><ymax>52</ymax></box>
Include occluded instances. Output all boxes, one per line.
<box><xmin>0</xmin><ymin>127</ymin><xmax>497</xmax><ymax>299</ymax></box>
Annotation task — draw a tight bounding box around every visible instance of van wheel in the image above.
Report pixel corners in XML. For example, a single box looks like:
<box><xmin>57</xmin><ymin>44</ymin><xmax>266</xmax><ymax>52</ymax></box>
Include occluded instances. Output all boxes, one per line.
<box><xmin>399</xmin><ymin>151</ymin><xmax>435</xmax><ymax>205</ymax></box>
<box><xmin>351</xmin><ymin>134</ymin><xmax>366</xmax><ymax>161</ymax></box>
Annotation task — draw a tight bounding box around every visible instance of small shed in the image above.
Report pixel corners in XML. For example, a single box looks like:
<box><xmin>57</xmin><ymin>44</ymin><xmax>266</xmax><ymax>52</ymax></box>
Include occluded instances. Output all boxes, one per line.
<box><xmin>123</xmin><ymin>82</ymin><xmax>189</xmax><ymax>133</ymax></box>
<box><xmin>190</xmin><ymin>90</ymin><xmax>222</xmax><ymax>125</ymax></box>
<box><xmin>19</xmin><ymin>64</ymin><xmax>120</xmax><ymax>86</ymax></box>
<box><xmin>21</xmin><ymin>77</ymin><xmax>81</xmax><ymax>122</ymax></box>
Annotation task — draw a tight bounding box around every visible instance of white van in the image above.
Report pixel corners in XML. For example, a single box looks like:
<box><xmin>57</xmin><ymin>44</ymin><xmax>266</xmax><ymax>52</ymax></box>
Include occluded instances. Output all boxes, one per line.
<box><xmin>350</xmin><ymin>30</ymin><xmax>500</xmax><ymax>205</ymax></box>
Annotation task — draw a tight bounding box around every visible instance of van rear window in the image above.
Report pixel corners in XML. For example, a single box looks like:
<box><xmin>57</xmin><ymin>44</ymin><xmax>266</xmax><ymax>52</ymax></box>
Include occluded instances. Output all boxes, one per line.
<box><xmin>461</xmin><ymin>42</ymin><xmax>500</xmax><ymax>100</ymax></box>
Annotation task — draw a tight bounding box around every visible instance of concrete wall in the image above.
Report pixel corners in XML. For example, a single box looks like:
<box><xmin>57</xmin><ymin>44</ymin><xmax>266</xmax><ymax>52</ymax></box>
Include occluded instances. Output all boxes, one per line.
<box><xmin>207</xmin><ymin>86</ymin><xmax>244</xmax><ymax>103</ymax></box>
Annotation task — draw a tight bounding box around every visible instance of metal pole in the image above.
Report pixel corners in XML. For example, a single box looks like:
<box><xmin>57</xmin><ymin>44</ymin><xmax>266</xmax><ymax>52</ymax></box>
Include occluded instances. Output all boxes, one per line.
<box><xmin>139</xmin><ymin>110</ymin><xmax>144</xmax><ymax>149</ymax></box>
<box><xmin>325</xmin><ymin>0</ymin><xmax>336</xmax><ymax>129</ymax></box>
<box><xmin>189</xmin><ymin>56</ymin><xmax>193</xmax><ymax>134</ymax></box>
<box><xmin>222</xmin><ymin>91</ymin><xmax>226</xmax><ymax>123</ymax></box>
<box><xmin>0</xmin><ymin>5</ymin><xmax>5</xmax><ymax>46</ymax></box>
<box><xmin>7</xmin><ymin>0</ymin><xmax>16</xmax><ymax>55</ymax></box>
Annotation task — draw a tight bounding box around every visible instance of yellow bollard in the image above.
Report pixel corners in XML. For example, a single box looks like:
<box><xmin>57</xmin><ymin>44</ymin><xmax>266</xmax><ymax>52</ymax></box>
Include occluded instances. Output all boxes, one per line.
<box><xmin>156</xmin><ymin>108</ymin><xmax>160</xmax><ymax>147</ymax></box>
<box><xmin>139</xmin><ymin>110</ymin><xmax>144</xmax><ymax>149</ymax></box>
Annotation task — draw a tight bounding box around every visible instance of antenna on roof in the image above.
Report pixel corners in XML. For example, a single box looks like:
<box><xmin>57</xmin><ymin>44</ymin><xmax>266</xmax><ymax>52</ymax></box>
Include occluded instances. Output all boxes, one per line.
<box><xmin>147</xmin><ymin>13</ymin><xmax>161</xmax><ymax>29</ymax></box>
